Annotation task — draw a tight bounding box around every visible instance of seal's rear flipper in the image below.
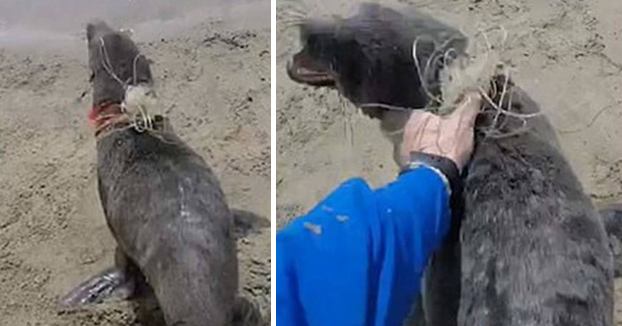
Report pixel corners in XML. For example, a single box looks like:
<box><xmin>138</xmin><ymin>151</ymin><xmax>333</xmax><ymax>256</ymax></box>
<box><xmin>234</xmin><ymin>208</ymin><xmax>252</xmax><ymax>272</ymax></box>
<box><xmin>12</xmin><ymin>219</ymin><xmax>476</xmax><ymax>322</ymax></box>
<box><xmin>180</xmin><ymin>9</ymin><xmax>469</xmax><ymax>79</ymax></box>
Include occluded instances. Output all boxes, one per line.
<box><xmin>231</xmin><ymin>296</ymin><xmax>263</xmax><ymax>326</ymax></box>
<box><xmin>61</xmin><ymin>266</ymin><xmax>137</xmax><ymax>306</ymax></box>
<box><xmin>232</xmin><ymin>209</ymin><xmax>270</xmax><ymax>238</ymax></box>
<box><xmin>600</xmin><ymin>204</ymin><xmax>622</xmax><ymax>278</ymax></box>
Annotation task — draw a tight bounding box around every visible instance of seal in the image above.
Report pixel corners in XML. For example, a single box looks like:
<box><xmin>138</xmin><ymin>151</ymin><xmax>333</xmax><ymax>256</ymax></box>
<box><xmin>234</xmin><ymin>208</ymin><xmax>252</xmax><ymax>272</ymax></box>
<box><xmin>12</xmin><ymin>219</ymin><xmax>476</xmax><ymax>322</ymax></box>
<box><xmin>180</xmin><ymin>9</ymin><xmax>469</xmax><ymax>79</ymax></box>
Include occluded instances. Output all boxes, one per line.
<box><xmin>62</xmin><ymin>21</ymin><xmax>261</xmax><ymax>326</ymax></box>
<box><xmin>287</xmin><ymin>2</ymin><xmax>467</xmax><ymax>165</ymax></box>
<box><xmin>287</xmin><ymin>3</ymin><xmax>615</xmax><ymax>326</ymax></box>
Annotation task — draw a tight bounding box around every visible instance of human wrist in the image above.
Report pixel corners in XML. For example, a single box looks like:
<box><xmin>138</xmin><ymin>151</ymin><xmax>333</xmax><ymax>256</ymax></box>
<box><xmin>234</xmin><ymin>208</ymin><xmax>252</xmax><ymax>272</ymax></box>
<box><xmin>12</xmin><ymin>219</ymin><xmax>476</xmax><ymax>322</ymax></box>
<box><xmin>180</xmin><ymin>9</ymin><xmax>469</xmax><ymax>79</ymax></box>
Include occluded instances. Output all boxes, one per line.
<box><xmin>400</xmin><ymin>152</ymin><xmax>460</xmax><ymax>196</ymax></box>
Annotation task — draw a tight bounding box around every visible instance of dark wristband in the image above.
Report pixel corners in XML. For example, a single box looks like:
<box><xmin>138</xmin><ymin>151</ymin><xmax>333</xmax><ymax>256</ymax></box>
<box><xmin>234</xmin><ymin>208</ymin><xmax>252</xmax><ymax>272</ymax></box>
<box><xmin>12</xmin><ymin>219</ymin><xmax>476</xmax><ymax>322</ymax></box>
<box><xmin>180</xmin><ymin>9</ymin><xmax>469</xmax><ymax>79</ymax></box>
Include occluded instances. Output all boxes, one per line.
<box><xmin>400</xmin><ymin>152</ymin><xmax>460</xmax><ymax>195</ymax></box>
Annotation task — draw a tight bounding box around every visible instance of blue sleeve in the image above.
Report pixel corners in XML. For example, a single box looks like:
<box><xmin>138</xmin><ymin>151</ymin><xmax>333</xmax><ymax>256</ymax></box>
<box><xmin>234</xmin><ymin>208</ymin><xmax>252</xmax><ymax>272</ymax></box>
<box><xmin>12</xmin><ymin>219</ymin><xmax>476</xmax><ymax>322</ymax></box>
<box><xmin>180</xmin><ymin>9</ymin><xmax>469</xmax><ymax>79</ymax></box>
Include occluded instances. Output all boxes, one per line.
<box><xmin>276</xmin><ymin>167</ymin><xmax>451</xmax><ymax>326</ymax></box>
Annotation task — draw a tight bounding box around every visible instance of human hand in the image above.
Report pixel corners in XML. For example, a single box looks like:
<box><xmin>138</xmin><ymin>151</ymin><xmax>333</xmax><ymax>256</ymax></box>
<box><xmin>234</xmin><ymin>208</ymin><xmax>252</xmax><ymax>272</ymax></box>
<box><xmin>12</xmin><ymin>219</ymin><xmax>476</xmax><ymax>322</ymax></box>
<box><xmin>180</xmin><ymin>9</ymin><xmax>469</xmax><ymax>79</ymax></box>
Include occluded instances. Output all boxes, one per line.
<box><xmin>399</xmin><ymin>92</ymin><xmax>482</xmax><ymax>171</ymax></box>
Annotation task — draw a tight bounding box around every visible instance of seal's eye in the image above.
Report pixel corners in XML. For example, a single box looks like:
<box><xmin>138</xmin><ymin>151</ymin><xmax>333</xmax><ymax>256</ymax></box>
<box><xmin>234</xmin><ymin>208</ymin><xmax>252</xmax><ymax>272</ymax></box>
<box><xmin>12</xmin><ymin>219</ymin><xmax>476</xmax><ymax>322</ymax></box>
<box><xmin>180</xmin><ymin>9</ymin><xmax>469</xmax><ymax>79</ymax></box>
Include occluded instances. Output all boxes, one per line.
<box><xmin>306</xmin><ymin>34</ymin><xmax>318</xmax><ymax>49</ymax></box>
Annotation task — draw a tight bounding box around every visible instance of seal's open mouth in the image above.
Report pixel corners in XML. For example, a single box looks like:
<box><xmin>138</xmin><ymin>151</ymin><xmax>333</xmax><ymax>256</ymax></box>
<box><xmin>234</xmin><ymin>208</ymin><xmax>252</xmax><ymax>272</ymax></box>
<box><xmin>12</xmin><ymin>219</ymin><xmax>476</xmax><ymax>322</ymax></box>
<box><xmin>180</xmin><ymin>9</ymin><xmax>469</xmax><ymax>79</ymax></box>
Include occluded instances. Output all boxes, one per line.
<box><xmin>287</xmin><ymin>52</ymin><xmax>336</xmax><ymax>87</ymax></box>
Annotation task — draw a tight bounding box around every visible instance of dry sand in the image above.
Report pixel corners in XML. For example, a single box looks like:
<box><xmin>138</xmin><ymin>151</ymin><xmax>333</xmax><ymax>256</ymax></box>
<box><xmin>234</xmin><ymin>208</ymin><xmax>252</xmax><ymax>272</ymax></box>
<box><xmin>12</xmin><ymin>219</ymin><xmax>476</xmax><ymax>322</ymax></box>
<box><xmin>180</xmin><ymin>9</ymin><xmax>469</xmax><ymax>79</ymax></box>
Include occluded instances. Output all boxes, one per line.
<box><xmin>0</xmin><ymin>0</ymin><xmax>270</xmax><ymax>325</ymax></box>
<box><xmin>276</xmin><ymin>0</ymin><xmax>622</xmax><ymax>322</ymax></box>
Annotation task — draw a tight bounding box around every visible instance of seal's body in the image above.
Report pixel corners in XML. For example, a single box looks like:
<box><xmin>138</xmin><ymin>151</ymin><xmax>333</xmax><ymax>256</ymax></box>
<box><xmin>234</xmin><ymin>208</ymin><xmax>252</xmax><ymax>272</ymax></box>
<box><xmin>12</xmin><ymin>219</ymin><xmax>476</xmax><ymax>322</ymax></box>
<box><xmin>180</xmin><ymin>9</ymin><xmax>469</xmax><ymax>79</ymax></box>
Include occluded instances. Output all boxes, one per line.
<box><xmin>63</xmin><ymin>21</ymin><xmax>241</xmax><ymax>326</ymax></box>
<box><xmin>287</xmin><ymin>3</ymin><xmax>615</xmax><ymax>326</ymax></box>
<box><xmin>96</xmin><ymin>128</ymin><xmax>238</xmax><ymax>326</ymax></box>
<box><xmin>458</xmin><ymin>80</ymin><xmax>613</xmax><ymax>326</ymax></box>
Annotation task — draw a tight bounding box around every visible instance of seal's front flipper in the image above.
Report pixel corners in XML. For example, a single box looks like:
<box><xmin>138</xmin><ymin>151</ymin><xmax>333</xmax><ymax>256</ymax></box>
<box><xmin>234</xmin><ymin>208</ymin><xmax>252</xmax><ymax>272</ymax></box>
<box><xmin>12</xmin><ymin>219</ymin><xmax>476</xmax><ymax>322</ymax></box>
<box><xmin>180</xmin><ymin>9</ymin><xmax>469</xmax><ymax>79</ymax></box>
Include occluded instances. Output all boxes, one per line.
<box><xmin>231</xmin><ymin>296</ymin><xmax>263</xmax><ymax>326</ymax></box>
<box><xmin>61</xmin><ymin>266</ymin><xmax>137</xmax><ymax>306</ymax></box>
<box><xmin>600</xmin><ymin>204</ymin><xmax>622</xmax><ymax>277</ymax></box>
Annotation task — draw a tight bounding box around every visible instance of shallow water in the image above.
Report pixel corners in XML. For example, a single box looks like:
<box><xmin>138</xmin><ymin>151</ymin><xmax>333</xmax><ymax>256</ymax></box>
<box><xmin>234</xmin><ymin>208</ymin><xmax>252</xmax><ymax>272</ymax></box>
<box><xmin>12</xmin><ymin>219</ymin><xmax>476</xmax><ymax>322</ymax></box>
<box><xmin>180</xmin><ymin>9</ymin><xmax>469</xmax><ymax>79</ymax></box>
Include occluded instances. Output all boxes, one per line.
<box><xmin>0</xmin><ymin>0</ymin><xmax>209</xmax><ymax>31</ymax></box>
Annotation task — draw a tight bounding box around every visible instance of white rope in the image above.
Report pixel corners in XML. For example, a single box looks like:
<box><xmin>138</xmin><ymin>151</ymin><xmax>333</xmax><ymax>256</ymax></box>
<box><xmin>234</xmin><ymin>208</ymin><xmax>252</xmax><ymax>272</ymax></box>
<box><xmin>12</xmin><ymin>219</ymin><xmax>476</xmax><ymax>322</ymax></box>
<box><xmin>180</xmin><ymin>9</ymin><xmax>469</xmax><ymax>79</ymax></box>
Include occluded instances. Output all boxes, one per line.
<box><xmin>131</xmin><ymin>101</ymin><xmax>154</xmax><ymax>133</ymax></box>
<box><xmin>98</xmin><ymin>36</ymin><xmax>143</xmax><ymax>89</ymax></box>
<box><xmin>98</xmin><ymin>36</ymin><xmax>157</xmax><ymax>134</ymax></box>
<box><xmin>99</xmin><ymin>37</ymin><xmax>126</xmax><ymax>88</ymax></box>
<box><xmin>132</xmin><ymin>53</ymin><xmax>141</xmax><ymax>85</ymax></box>
<box><xmin>359</xmin><ymin>103</ymin><xmax>415</xmax><ymax>112</ymax></box>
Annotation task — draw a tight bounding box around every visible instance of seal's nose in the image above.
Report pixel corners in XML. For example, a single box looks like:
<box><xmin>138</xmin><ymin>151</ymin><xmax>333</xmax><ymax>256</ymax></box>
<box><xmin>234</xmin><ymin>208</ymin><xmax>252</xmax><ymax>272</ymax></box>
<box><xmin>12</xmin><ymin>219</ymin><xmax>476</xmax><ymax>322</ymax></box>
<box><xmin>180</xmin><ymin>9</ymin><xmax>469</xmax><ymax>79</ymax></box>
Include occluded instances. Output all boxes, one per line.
<box><xmin>86</xmin><ymin>20</ymin><xmax>109</xmax><ymax>42</ymax></box>
<box><xmin>86</xmin><ymin>23</ymin><xmax>95</xmax><ymax>42</ymax></box>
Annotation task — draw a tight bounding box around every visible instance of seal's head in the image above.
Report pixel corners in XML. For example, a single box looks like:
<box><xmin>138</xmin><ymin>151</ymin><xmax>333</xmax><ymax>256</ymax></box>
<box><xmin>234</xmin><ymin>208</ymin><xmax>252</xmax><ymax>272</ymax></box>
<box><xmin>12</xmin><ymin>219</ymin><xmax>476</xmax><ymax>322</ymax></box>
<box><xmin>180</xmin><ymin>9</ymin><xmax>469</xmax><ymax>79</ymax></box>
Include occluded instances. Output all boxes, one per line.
<box><xmin>287</xmin><ymin>3</ymin><xmax>467</xmax><ymax>118</ymax></box>
<box><xmin>86</xmin><ymin>21</ymin><xmax>153</xmax><ymax>106</ymax></box>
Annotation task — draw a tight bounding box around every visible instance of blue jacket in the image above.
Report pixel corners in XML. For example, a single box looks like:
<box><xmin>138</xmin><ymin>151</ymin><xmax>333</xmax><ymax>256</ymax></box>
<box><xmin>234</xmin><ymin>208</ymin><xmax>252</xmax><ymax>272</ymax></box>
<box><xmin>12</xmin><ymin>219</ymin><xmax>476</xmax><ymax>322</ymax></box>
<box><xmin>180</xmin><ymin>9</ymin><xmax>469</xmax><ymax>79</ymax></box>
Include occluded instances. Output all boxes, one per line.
<box><xmin>276</xmin><ymin>167</ymin><xmax>451</xmax><ymax>326</ymax></box>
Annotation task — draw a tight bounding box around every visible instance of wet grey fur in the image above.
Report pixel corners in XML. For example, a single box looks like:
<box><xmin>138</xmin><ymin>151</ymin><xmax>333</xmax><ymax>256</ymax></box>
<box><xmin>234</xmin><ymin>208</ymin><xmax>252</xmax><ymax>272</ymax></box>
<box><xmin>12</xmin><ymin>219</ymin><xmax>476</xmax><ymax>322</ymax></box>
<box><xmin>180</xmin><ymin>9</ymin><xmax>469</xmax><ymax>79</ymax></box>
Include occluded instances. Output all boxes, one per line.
<box><xmin>63</xmin><ymin>21</ymin><xmax>252</xmax><ymax>326</ymax></box>
<box><xmin>599</xmin><ymin>205</ymin><xmax>622</xmax><ymax>277</ymax></box>
<box><xmin>288</xmin><ymin>3</ymin><xmax>615</xmax><ymax>326</ymax></box>
<box><xmin>288</xmin><ymin>3</ymin><xmax>466</xmax><ymax>119</ymax></box>
<box><xmin>456</xmin><ymin>82</ymin><xmax>613</xmax><ymax>326</ymax></box>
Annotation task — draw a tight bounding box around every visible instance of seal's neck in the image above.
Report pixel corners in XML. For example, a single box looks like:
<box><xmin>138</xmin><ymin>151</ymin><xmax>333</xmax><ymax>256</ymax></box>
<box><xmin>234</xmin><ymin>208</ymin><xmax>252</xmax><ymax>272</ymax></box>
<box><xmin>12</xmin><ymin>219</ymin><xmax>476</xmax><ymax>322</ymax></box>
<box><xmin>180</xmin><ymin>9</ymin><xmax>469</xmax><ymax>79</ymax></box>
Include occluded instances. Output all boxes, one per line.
<box><xmin>88</xmin><ymin>102</ymin><xmax>130</xmax><ymax>137</ymax></box>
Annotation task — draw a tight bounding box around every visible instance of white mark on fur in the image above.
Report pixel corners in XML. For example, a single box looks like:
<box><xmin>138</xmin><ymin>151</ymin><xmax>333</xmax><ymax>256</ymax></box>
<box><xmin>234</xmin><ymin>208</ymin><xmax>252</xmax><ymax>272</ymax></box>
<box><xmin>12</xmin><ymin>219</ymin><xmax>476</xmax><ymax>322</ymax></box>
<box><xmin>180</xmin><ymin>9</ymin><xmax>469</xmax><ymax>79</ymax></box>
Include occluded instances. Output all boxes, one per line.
<box><xmin>179</xmin><ymin>185</ymin><xmax>190</xmax><ymax>219</ymax></box>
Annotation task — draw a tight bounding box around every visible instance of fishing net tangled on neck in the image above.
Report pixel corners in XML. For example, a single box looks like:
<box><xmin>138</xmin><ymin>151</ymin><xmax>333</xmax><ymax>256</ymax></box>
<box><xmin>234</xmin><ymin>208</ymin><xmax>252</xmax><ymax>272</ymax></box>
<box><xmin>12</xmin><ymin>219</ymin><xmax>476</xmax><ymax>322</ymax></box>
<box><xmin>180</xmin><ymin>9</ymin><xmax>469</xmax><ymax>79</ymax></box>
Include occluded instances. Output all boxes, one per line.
<box><xmin>361</xmin><ymin>27</ymin><xmax>543</xmax><ymax>139</ymax></box>
<box><xmin>97</xmin><ymin>36</ymin><xmax>162</xmax><ymax>136</ymax></box>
